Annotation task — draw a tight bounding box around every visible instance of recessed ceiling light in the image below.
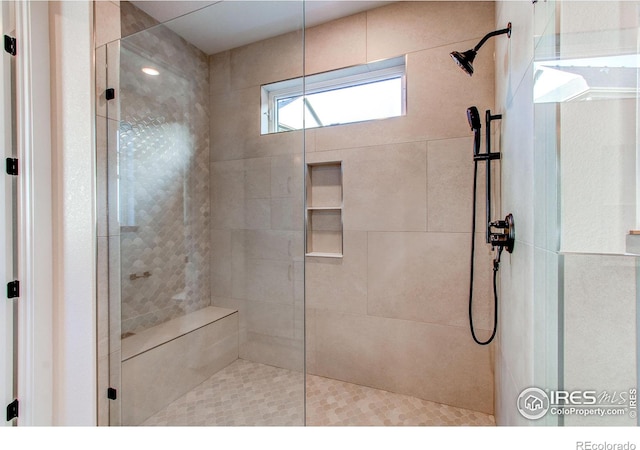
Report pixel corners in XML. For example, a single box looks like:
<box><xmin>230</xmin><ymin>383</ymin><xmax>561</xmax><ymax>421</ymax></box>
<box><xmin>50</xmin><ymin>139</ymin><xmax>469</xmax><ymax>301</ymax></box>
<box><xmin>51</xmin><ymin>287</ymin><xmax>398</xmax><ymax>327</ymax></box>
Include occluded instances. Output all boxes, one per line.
<box><xmin>142</xmin><ymin>67</ymin><xmax>160</xmax><ymax>76</ymax></box>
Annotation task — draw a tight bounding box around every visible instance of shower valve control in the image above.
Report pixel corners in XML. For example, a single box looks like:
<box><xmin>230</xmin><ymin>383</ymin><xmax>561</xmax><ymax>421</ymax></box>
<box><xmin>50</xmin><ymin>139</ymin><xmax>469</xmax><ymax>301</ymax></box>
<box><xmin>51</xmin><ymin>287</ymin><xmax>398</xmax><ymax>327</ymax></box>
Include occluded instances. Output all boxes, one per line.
<box><xmin>489</xmin><ymin>213</ymin><xmax>515</xmax><ymax>254</ymax></box>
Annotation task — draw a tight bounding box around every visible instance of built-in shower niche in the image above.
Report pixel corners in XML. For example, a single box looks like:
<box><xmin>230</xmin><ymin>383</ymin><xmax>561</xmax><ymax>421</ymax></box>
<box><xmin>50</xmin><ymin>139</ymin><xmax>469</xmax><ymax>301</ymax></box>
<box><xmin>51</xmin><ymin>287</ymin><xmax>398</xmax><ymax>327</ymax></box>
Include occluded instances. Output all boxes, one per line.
<box><xmin>306</xmin><ymin>162</ymin><xmax>343</xmax><ymax>258</ymax></box>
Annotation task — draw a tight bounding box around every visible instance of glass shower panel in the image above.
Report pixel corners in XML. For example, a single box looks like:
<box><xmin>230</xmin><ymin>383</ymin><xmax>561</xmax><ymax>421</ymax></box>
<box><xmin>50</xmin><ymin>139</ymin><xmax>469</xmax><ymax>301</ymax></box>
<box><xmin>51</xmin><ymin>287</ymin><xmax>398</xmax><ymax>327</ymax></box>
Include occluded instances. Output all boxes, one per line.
<box><xmin>532</xmin><ymin>0</ymin><xmax>560</xmax><ymax>427</ymax></box>
<box><xmin>535</xmin><ymin>0</ymin><xmax>639</xmax><ymax>426</ymax></box>
<box><xmin>108</xmin><ymin>1</ymin><xmax>305</xmax><ymax>426</ymax></box>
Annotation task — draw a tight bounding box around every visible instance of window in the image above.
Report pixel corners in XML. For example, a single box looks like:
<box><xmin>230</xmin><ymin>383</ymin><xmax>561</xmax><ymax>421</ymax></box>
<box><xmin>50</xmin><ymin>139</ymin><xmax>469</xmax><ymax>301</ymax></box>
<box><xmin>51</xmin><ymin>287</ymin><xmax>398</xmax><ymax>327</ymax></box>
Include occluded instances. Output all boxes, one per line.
<box><xmin>261</xmin><ymin>55</ymin><xmax>406</xmax><ymax>134</ymax></box>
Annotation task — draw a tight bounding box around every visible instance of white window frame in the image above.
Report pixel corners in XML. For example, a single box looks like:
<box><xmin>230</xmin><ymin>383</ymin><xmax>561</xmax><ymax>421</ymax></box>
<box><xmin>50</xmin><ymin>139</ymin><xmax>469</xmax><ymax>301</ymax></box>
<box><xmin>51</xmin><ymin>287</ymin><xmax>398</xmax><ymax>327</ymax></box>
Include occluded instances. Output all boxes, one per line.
<box><xmin>261</xmin><ymin>55</ymin><xmax>407</xmax><ymax>134</ymax></box>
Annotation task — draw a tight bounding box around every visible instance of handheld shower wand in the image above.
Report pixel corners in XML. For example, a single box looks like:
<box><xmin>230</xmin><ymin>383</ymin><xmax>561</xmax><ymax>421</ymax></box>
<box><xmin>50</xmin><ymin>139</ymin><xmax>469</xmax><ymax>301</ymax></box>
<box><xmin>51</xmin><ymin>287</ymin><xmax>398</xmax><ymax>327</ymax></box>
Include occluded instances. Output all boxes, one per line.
<box><xmin>467</xmin><ymin>106</ymin><xmax>481</xmax><ymax>157</ymax></box>
<box><xmin>467</xmin><ymin>106</ymin><xmax>514</xmax><ymax>345</ymax></box>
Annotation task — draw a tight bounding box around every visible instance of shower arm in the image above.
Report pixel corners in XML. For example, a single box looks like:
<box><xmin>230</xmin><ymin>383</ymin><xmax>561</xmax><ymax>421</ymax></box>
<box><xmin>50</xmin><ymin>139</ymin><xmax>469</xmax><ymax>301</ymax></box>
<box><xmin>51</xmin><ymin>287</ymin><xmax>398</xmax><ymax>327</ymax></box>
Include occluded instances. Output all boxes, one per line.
<box><xmin>473</xmin><ymin>24</ymin><xmax>512</xmax><ymax>53</ymax></box>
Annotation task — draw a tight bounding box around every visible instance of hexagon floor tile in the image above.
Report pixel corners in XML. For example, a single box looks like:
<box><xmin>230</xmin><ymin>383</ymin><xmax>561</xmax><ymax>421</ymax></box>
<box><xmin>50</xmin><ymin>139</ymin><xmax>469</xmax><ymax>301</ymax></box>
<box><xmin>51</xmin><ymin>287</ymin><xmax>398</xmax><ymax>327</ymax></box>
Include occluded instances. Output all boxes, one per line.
<box><xmin>142</xmin><ymin>359</ymin><xmax>495</xmax><ymax>426</ymax></box>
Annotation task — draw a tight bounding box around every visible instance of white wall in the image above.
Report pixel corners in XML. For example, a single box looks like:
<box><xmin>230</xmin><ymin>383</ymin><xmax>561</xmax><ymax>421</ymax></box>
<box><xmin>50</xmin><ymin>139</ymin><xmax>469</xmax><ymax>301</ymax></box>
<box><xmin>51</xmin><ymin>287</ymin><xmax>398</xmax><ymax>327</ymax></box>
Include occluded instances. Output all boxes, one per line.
<box><xmin>49</xmin><ymin>0</ymin><xmax>96</xmax><ymax>425</ymax></box>
<box><xmin>0</xmin><ymin>0</ymin><xmax>92</xmax><ymax>426</ymax></box>
<box><xmin>494</xmin><ymin>0</ymin><xmax>541</xmax><ymax>426</ymax></box>
<box><xmin>15</xmin><ymin>0</ymin><xmax>54</xmax><ymax>426</ymax></box>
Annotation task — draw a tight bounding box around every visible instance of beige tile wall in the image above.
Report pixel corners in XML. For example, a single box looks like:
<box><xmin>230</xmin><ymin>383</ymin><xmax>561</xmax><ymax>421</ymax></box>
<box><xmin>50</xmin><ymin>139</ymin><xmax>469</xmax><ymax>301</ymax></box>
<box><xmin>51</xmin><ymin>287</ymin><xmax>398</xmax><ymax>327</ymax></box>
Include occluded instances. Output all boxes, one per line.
<box><xmin>209</xmin><ymin>15</ymin><xmax>305</xmax><ymax>372</ymax></box>
<box><xmin>210</xmin><ymin>1</ymin><xmax>496</xmax><ymax>414</ymax></box>
<box><xmin>307</xmin><ymin>1</ymin><xmax>496</xmax><ymax>415</ymax></box>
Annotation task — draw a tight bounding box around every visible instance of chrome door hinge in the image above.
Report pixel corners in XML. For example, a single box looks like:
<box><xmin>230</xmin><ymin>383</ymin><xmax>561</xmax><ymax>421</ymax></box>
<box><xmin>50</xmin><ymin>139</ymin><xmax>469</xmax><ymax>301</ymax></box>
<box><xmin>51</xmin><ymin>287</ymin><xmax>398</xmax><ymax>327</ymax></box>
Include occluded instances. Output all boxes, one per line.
<box><xmin>7</xmin><ymin>280</ymin><xmax>19</xmax><ymax>299</ymax></box>
<box><xmin>4</xmin><ymin>35</ymin><xmax>16</xmax><ymax>56</ymax></box>
<box><xmin>6</xmin><ymin>399</ymin><xmax>18</xmax><ymax>421</ymax></box>
<box><xmin>6</xmin><ymin>158</ymin><xmax>18</xmax><ymax>176</ymax></box>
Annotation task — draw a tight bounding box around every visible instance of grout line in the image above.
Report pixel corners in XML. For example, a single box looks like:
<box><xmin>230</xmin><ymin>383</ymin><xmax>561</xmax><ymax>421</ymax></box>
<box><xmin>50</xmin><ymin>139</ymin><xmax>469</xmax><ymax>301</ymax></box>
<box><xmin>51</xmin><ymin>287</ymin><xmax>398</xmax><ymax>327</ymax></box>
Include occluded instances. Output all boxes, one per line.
<box><xmin>364</xmin><ymin>10</ymin><xmax>369</xmax><ymax>63</ymax></box>
<box><xmin>365</xmin><ymin>231</ymin><xmax>369</xmax><ymax>317</ymax></box>
<box><xmin>354</xmin><ymin>230</ymin><xmax>487</xmax><ymax>235</ymax></box>
<box><xmin>424</xmin><ymin>140</ymin><xmax>429</xmax><ymax>233</ymax></box>
<box><xmin>310</xmin><ymin>135</ymin><xmax>474</xmax><ymax>156</ymax></box>
<box><xmin>317</xmin><ymin>305</ymin><xmax>495</xmax><ymax>335</ymax></box>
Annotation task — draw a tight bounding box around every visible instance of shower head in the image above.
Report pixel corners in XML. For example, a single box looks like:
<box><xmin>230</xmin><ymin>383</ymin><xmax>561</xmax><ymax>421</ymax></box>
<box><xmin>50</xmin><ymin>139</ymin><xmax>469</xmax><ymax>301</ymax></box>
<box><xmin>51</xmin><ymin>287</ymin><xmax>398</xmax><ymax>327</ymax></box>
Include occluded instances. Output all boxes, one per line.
<box><xmin>466</xmin><ymin>106</ymin><xmax>481</xmax><ymax>131</ymax></box>
<box><xmin>450</xmin><ymin>22</ymin><xmax>511</xmax><ymax>76</ymax></box>
<box><xmin>452</xmin><ymin>50</ymin><xmax>477</xmax><ymax>76</ymax></box>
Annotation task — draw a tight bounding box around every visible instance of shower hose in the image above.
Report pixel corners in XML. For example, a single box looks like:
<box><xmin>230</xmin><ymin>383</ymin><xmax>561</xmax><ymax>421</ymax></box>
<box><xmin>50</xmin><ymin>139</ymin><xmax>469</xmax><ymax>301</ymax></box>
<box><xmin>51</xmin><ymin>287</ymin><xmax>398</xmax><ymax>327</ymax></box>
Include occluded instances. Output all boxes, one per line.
<box><xmin>469</xmin><ymin>159</ymin><xmax>501</xmax><ymax>346</ymax></box>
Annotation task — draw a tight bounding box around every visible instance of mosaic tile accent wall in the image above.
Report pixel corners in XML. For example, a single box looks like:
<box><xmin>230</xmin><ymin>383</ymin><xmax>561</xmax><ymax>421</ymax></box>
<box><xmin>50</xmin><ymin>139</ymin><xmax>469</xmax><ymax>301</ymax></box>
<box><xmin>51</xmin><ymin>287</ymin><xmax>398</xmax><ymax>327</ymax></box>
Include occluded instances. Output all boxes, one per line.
<box><xmin>120</xmin><ymin>1</ymin><xmax>160</xmax><ymax>39</ymax></box>
<box><xmin>118</xmin><ymin>17</ymin><xmax>210</xmax><ymax>335</ymax></box>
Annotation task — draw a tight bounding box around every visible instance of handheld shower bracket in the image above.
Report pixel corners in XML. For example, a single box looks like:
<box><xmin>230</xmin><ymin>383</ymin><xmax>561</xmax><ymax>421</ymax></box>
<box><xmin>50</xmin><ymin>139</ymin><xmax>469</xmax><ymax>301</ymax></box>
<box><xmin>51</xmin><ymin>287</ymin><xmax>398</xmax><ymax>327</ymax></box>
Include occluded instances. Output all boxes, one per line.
<box><xmin>473</xmin><ymin>152</ymin><xmax>500</xmax><ymax>162</ymax></box>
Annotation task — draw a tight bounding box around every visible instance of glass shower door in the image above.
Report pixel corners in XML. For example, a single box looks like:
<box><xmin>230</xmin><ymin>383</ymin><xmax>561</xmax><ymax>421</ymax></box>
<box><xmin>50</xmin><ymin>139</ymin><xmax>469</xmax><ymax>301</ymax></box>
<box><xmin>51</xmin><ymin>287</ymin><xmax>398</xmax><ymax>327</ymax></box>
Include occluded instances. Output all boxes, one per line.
<box><xmin>105</xmin><ymin>1</ymin><xmax>305</xmax><ymax>426</ymax></box>
<box><xmin>534</xmin><ymin>0</ymin><xmax>640</xmax><ymax>426</ymax></box>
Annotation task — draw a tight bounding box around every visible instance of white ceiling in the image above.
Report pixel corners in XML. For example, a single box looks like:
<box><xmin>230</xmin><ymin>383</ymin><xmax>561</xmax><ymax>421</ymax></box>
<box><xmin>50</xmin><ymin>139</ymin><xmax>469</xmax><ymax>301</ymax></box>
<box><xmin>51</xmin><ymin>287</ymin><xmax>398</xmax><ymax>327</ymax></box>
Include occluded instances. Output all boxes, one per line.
<box><xmin>131</xmin><ymin>1</ymin><xmax>395</xmax><ymax>55</ymax></box>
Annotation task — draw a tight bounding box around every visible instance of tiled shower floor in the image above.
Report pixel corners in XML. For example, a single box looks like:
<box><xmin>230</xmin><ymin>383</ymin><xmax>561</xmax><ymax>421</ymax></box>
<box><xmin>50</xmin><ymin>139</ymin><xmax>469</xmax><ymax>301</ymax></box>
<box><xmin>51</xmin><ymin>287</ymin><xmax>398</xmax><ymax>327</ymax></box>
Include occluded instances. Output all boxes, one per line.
<box><xmin>142</xmin><ymin>359</ymin><xmax>495</xmax><ymax>426</ymax></box>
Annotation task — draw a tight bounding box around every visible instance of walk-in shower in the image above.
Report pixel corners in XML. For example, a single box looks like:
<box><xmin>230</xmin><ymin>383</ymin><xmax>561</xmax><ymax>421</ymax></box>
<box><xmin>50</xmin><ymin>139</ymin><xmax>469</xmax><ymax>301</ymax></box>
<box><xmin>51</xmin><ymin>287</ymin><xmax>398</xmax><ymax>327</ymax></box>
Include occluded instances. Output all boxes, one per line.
<box><xmin>96</xmin><ymin>0</ymin><xmax>502</xmax><ymax>426</ymax></box>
